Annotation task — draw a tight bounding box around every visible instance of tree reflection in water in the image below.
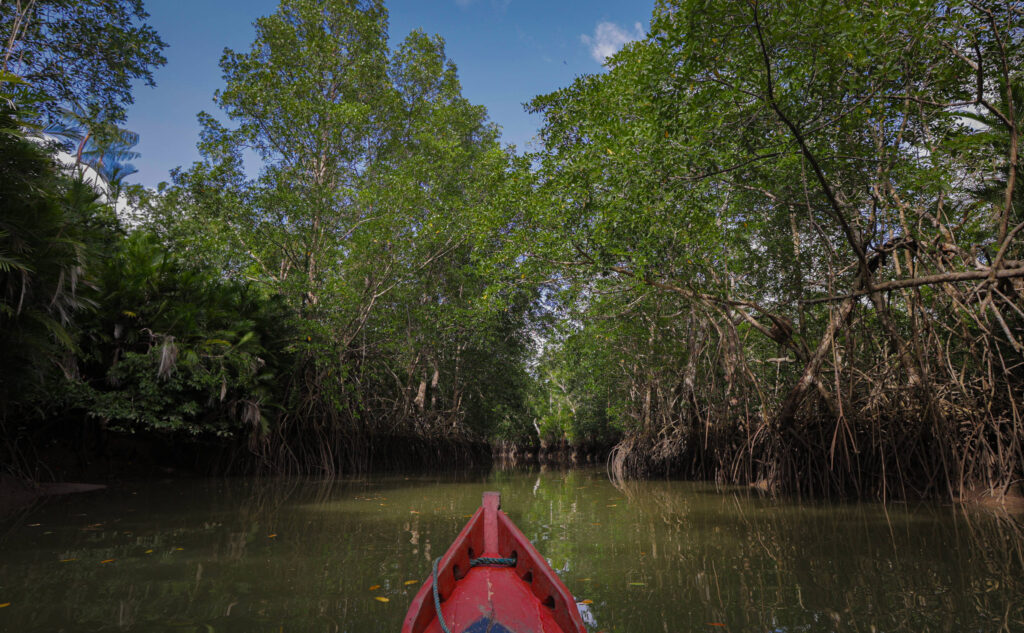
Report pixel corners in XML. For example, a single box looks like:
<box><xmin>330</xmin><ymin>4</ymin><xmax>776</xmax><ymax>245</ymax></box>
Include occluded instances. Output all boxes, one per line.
<box><xmin>0</xmin><ymin>469</ymin><xmax>1019</xmax><ymax>632</ymax></box>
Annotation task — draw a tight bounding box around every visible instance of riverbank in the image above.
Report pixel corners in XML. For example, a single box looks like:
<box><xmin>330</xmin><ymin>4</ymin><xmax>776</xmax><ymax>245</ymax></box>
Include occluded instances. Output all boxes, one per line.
<box><xmin>0</xmin><ymin>475</ymin><xmax>106</xmax><ymax>516</ymax></box>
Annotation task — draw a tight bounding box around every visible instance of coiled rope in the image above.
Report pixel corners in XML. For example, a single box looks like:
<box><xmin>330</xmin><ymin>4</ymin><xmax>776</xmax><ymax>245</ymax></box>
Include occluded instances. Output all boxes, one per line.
<box><xmin>432</xmin><ymin>555</ymin><xmax>517</xmax><ymax>633</ymax></box>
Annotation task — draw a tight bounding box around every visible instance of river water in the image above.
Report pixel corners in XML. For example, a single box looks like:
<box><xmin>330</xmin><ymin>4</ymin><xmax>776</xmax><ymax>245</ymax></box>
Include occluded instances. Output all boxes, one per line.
<box><xmin>0</xmin><ymin>467</ymin><xmax>1021</xmax><ymax>632</ymax></box>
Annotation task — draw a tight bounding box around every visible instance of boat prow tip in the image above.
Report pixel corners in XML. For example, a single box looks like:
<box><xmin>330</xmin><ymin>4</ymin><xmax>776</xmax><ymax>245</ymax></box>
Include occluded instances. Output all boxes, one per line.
<box><xmin>482</xmin><ymin>490</ymin><xmax>501</xmax><ymax>509</ymax></box>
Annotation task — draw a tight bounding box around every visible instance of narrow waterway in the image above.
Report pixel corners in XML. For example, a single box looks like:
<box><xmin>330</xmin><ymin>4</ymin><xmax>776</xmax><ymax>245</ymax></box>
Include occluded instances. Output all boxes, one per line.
<box><xmin>0</xmin><ymin>467</ymin><xmax>1021</xmax><ymax>632</ymax></box>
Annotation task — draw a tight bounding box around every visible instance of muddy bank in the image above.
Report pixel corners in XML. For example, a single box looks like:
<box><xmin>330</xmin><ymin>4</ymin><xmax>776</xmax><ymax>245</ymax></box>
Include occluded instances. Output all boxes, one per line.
<box><xmin>955</xmin><ymin>486</ymin><xmax>1024</xmax><ymax>513</ymax></box>
<box><xmin>0</xmin><ymin>475</ymin><xmax>106</xmax><ymax>516</ymax></box>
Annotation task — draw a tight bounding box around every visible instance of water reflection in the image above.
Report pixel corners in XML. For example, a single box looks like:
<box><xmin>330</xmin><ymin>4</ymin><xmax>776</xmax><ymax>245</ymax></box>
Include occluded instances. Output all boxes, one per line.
<box><xmin>0</xmin><ymin>469</ymin><xmax>1020</xmax><ymax>632</ymax></box>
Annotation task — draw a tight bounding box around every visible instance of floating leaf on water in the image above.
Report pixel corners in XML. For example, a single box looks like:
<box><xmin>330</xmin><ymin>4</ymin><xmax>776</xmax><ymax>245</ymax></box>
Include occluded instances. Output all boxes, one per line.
<box><xmin>100</xmin><ymin>559</ymin><xmax>115</xmax><ymax>564</ymax></box>
<box><xmin>268</xmin><ymin>534</ymin><xmax>277</xmax><ymax>538</ymax></box>
<box><xmin>579</xmin><ymin>578</ymin><xmax>591</xmax><ymax>582</ymax></box>
<box><xmin>144</xmin><ymin>550</ymin><xmax>153</xmax><ymax>554</ymax></box>
<box><xmin>0</xmin><ymin>603</ymin><xmax>9</xmax><ymax>608</ymax></box>
<box><xmin>628</xmin><ymin>582</ymin><xmax>645</xmax><ymax>586</ymax></box>
<box><xmin>27</xmin><ymin>523</ymin><xmax>40</xmax><ymax>527</ymax></box>
<box><xmin>579</xmin><ymin>599</ymin><xmax>593</xmax><ymax>604</ymax></box>
<box><xmin>369</xmin><ymin>585</ymin><xmax>381</xmax><ymax>591</ymax></box>
<box><xmin>175</xmin><ymin>547</ymin><xmax>184</xmax><ymax>551</ymax></box>
<box><xmin>409</xmin><ymin>510</ymin><xmax>419</xmax><ymax>514</ymax></box>
<box><xmin>606</xmin><ymin>504</ymin><xmax>617</xmax><ymax>507</ymax></box>
<box><xmin>374</xmin><ymin>596</ymin><xmax>390</xmax><ymax>603</ymax></box>
<box><xmin>404</xmin><ymin>580</ymin><xmax>419</xmax><ymax>585</ymax></box>
<box><xmin>60</xmin><ymin>558</ymin><xmax>76</xmax><ymax>563</ymax></box>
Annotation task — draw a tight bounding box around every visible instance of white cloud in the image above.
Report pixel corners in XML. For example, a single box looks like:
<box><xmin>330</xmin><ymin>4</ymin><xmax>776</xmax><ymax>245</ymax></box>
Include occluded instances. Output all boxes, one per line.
<box><xmin>581</xmin><ymin>21</ymin><xmax>644</xmax><ymax>64</ymax></box>
<box><xmin>456</xmin><ymin>0</ymin><xmax>510</xmax><ymax>10</ymax></box>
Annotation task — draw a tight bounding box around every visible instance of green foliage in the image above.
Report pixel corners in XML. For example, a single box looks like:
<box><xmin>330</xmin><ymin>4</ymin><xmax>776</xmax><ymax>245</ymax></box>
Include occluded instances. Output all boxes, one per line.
<box><xmin>1</xmin><ymin>96</ymin><xmax>289</xmax><ymax>445</ymax></box>
<box><xmin>522</xmin><ymin>0</ymin><xmax>1024</xmax><ymax>496</ymax></box>
<box><xmin>0</xmin><ymin>107</ymin><xmax>113</xmax><ymax>416</ymax></box>
<box><xmin>0</xmin><ymin>0</ymin><xmax>166</xmax><ymax>122</ymax></box>
<box><xmin>0</xmin><ymin>1</ymin><xmax>522</xmax><ymax>474</ymax></box>
<box><xmin>70</xmin><ymin>233</ymin><xmax>292</xmax><ymax>437</ymax></box>
<box><xmin>156</xmin><ymin>0</ymin><xmax>535</xmax><ymax>467</ymax></box>
<box><xmin>5</xmin><ymin>0</ymin><xmax>1014</xmax><ymax>494</ymax></box>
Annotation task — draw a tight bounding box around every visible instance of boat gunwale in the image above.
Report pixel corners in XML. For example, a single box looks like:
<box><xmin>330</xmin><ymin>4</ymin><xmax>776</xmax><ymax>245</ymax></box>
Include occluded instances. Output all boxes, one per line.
<box><xmin>401</xmin><ymin>492</ymin><xmax>586</xmax><ymax>633</ymax></box>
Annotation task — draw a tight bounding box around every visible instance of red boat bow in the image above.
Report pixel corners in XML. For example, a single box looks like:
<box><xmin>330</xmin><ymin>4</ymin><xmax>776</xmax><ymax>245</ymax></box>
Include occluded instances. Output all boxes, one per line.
<box><xmin>401</xmin><ymin>492</ymin><xmax>587</xmax><ymax>633</ymax></box>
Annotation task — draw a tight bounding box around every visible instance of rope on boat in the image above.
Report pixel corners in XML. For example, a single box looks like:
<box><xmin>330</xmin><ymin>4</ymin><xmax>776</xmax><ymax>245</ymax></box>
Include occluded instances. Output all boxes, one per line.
<box><xmin>432</xmin><ymin>555</ymin><xmax>517</xmax><ymax>633</ymax></box>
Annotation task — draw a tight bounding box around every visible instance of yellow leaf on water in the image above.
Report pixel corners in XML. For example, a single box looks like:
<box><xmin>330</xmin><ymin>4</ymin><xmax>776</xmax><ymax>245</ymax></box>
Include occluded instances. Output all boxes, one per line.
<box><xmin>144</xmin><ymin>550</ymin><xmax>153</xmax><ymax>554</ymax></box>
<box><xmin>175</xmin><ymin>547</ymin><xmax>184</xmax><ymax>551</ymax></box>
<box><xmin>268</xmin><ymin>534</ymin><xmax>277</xmax><ymax>538</ymax></box>
<box><xmin>369</xmin><ymin>585</ymin><xmax>381</xmax><ymax>591</ymax></box>
<box><xmin>404</xmin><ymin>580</ymin><xmax>419</xmax><ymax>585</ymax></box>
<box><xmin>60</xmin><ymin>558</ymin><xmax>76</xmax><ymax>563</ymax></box>
<box><xmin>579</xmin><ymin>599</ymin><xmax>593</xmax><ymax>604</ymax></box>
<box><xmin>0</xmin><ymin>603</ymin><xmax>10</xmax><ymax>608</ymax></box>
<box><xmin>374</xmin><ymin>596</ymin><xmax>390</xmax><ymax>603</ymax></box>
<box><xmin>100</xmin><ymin>559</ymin><xmax>115</xmax><ymax>564</ymax></box>
<box><xmin>629</xmin><ymin>582</ymin><xmax>645</xmax><ymax>586</ymax></box>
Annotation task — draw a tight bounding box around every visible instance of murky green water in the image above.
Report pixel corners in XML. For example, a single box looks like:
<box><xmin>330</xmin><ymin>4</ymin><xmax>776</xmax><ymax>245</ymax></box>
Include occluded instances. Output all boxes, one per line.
<box><xmin>1</xmin><ymin>467</ymin><xmax>1021</xmax><ymax>632</ymax></box>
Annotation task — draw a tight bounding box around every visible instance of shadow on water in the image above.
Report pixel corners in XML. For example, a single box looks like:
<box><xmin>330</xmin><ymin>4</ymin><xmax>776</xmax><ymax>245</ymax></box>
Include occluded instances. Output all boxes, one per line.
<box><xmin>0</xmin><ymin>468</ymin><xmax>1020</xmax><ymax>632</ymax></box>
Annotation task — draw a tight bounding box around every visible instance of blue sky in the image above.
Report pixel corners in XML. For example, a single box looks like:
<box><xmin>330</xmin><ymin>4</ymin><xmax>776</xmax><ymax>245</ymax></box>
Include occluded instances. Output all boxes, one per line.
<box><xmin>124</xmin><ymin>0</ymin><xmax>655</xmax><ymax>188</ymax></box>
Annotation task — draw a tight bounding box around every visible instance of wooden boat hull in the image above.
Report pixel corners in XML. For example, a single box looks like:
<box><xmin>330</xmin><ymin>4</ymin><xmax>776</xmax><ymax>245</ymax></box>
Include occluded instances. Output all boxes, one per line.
<box><xmin>401</xmin><ymin>492</ymin><xmax>587</xmax><ymax>633</ymax></box>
